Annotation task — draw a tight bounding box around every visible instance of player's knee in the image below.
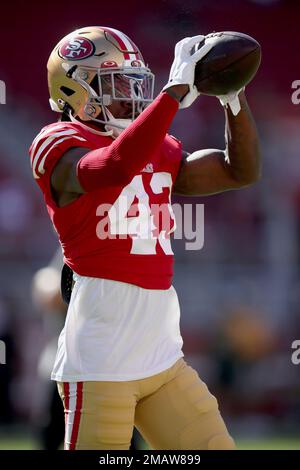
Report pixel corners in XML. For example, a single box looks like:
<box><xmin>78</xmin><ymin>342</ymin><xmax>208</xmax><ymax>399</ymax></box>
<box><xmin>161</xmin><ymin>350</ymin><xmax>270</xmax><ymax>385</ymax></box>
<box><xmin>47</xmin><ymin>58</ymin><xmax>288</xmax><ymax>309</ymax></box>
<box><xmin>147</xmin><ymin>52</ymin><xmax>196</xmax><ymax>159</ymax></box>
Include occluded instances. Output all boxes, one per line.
<box><xmin>208</xmin><ymin>433</ymin><xmax>236</xmax><ymax>450</ymax></box>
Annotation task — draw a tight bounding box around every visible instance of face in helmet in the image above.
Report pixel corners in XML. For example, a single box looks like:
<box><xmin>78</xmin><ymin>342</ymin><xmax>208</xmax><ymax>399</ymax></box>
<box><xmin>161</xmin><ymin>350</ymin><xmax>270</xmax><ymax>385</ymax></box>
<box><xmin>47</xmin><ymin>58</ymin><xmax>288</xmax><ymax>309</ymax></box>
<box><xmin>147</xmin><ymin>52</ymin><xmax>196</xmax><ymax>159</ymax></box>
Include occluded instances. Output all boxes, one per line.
<box><xmin>47</xmin><ymin>26</ymin><xmax>155</xmax><ymax>137</ymax></box>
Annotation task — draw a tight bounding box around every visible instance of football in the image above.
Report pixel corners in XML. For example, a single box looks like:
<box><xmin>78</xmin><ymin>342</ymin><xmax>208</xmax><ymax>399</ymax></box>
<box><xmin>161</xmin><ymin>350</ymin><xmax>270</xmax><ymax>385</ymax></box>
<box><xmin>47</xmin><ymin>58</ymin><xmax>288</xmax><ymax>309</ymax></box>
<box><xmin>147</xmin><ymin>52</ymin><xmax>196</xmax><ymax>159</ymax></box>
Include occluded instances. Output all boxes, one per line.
<box><xmin>194</xmin><ymin>31</ymin><xmax>261</xmax><ymax>96</ymax></box>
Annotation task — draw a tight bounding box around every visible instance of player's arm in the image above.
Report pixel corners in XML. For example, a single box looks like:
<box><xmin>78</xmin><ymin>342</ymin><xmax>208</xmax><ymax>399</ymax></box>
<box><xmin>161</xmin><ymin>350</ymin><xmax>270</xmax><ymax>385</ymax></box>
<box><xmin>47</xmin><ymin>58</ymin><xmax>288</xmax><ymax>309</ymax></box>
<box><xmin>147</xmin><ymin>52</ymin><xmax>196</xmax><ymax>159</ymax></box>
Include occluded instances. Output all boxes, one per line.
<box><xmin>173</xmin><ymin>90</ymin><xmax>261</xmax><ymax>196</ymax></box>
<box><xmin>51</xmin><ymin>89</ymin><xmax>186</xmax><ymax>202</ymax></box>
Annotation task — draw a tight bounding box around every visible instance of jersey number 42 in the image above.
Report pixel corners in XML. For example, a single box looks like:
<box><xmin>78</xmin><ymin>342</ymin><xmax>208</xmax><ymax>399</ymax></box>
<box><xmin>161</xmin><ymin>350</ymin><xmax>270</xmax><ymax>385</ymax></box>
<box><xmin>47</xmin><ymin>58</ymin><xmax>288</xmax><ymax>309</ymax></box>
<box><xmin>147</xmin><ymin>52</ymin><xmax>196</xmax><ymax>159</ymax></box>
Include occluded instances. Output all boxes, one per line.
<box><xmin>96</xmin><ymin>172</ymin><xmax>175</xmax><ymax>255</ymax></box>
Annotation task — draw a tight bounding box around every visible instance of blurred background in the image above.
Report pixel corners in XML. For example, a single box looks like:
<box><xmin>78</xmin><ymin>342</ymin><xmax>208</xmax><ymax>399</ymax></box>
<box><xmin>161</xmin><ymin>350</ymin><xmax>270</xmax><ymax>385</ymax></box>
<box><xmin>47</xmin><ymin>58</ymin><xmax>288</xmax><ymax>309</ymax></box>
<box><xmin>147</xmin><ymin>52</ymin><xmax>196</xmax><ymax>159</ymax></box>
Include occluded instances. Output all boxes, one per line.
<box><xmin>0</xmin><ymin>0</ymin><xmax>300</xmax><ymax>450</ymax></box>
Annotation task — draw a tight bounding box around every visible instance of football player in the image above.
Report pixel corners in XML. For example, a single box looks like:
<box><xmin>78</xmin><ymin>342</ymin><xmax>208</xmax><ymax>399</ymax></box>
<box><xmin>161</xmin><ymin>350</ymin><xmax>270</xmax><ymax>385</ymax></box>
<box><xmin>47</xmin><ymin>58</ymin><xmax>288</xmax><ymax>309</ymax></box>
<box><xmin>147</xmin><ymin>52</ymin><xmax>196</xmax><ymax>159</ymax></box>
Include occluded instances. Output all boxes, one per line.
<box><xmin>29</xmin><ymin>27</ymin><xmax>260</xmax><ymax>450</ymax></box>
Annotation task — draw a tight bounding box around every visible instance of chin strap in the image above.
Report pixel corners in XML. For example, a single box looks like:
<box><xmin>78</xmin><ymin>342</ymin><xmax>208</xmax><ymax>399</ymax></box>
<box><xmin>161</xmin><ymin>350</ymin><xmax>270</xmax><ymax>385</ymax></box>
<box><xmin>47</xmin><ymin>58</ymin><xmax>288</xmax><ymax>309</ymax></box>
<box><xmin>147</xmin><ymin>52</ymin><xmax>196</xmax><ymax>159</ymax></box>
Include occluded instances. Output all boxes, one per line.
<box><xmin>50</xmin><ymin>98</ymin><xmax>132</xmax><ymax>139</ymax></box>
<box><xmin>68</xmin><ymin>109</ymin><xmax>131</xmax><ymax>139</ymax></box>
<box><xmin>103</xmin><ymin>108</ymin><xmax>132</xmax><ymax>138</ymax></box>
<box><xmin>68</xmin><ymin>111</ymin><xmax>114</xmax><ymax>137</ymax></box>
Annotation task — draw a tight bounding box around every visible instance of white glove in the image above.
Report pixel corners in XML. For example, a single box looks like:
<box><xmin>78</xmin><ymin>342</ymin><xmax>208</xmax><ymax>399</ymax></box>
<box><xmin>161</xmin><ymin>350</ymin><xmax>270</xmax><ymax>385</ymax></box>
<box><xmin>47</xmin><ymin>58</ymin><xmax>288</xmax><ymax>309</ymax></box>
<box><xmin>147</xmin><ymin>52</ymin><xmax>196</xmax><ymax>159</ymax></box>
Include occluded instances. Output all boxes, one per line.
<box><xmin>163</xmin><ymin>35</ymin><xmax>218</xmax><ymax>109</ymax></box>
<box><xmin>217</xmin><ymin>87</ymin><xmax>245</xmax><ymax>116</ymax></box>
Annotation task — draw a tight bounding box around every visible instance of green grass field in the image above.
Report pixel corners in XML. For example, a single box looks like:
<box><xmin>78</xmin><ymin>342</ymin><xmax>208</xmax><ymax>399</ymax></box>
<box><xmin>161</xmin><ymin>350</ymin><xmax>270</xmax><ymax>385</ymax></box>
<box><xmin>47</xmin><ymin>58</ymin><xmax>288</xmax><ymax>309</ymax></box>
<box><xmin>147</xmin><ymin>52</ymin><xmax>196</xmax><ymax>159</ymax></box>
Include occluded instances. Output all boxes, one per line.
<box><xmin>0</xmin><ymin>435</ymin><xmax>299</xmax><ymax>450</ymax></box>
<box><xmin>237</xmin><ymin>438</ymin><xmax>300</xmax><ymax>450</ymax></box>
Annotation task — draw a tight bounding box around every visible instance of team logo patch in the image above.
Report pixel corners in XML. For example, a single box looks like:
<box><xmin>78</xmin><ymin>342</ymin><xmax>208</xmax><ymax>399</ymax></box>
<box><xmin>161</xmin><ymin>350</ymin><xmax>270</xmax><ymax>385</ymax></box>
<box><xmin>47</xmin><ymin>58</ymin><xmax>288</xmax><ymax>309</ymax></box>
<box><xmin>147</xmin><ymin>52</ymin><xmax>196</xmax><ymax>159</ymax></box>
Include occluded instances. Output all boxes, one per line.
<box><xmin>101</xmin><ymin>60</ymin><xmax>118</xmax><ymax>68</ymax></box>
<box><xmin>59</xmin><ymin>37</ymin><xmax>95</xmax><ymax>60</ymax></box>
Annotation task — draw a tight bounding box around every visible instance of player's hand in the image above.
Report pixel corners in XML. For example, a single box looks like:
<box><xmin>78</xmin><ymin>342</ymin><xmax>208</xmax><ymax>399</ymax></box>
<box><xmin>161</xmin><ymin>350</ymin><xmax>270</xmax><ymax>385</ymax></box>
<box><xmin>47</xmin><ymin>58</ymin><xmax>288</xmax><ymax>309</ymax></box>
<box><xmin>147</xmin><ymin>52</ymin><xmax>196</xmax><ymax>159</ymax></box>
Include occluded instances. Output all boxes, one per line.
<box><xmin>163</xmin><ymin>35</ymin><xmax>217</xmax><ymax>109</ymax></box>
<box><xmin>217</xmin><ymin>87</ymin><xmax>245</xmax><ymax>116</ymax></box>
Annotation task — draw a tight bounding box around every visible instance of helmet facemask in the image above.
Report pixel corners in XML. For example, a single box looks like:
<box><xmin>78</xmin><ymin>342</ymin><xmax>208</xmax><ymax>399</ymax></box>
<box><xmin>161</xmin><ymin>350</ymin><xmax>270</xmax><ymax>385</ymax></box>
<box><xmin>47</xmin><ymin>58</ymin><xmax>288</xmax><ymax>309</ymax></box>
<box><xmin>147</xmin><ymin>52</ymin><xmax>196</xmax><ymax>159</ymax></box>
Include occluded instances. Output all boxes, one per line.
<box><xmin>69</xmin><ymin>66</ymin><xmax>155</xmax><ymax>137</ymax></box>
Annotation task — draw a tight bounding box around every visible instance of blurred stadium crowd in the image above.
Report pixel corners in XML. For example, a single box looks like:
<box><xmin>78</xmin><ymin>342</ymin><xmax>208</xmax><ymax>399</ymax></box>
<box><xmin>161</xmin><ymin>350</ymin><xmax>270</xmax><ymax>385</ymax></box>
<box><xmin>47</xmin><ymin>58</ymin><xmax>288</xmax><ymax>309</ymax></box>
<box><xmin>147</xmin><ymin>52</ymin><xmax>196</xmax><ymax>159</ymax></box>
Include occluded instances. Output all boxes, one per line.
<box><xmin>0</xmin><ymin>0</ymin><xmax>300</xmax><ymax>448</ymax></box>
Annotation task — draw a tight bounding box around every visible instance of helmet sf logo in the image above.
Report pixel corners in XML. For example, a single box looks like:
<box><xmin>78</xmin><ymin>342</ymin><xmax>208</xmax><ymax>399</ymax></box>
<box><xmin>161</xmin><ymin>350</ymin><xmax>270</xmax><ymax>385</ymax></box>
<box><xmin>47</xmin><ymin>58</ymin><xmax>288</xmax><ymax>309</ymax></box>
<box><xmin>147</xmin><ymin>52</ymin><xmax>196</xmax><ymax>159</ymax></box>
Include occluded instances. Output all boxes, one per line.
<box><xmin>59</xmin><ymin>37</ymin><xmax>95</xmax><ymax>60</ymax></box>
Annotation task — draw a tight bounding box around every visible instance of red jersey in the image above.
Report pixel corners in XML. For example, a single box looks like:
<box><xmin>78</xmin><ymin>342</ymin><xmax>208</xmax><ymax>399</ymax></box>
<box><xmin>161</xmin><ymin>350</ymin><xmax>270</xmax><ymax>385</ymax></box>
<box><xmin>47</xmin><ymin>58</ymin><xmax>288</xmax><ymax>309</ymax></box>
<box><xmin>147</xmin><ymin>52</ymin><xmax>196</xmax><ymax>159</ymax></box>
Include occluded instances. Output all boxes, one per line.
<box><xmin>29</xmin><ymin>120</ymin><xmax>182</xmax><ymax>289</ymax></box>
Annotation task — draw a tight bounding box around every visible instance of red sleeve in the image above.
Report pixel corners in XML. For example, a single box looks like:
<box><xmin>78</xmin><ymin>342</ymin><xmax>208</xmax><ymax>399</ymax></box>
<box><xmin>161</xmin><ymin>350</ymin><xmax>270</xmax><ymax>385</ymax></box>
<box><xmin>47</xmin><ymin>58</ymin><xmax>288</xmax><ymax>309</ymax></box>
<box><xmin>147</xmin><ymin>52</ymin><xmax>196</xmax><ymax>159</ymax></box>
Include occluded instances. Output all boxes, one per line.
<box><xmin>77</xmin><ymin>92</ymin><xmax>179</xmax><ymax>192</ymax></box>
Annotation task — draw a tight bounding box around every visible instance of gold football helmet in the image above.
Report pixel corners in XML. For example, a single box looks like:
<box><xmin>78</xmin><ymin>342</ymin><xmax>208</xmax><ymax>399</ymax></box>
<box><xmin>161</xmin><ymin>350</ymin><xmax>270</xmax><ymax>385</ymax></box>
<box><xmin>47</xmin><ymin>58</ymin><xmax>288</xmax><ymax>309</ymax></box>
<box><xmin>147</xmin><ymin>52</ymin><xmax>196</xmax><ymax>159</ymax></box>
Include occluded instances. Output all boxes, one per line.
<box><xmin>47</xmin><ymin>26</ymin><xmax>155</xmax><ymax>134</ymax></box>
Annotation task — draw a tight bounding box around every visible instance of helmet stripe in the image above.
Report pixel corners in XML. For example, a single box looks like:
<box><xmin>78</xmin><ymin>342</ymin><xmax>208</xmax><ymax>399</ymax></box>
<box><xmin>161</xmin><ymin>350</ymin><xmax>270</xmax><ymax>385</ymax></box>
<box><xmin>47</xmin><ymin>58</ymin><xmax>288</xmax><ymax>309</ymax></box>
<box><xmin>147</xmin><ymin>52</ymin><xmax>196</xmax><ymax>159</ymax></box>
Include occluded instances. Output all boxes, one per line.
<box><xmin>101</xmin><ymin>27</ymin><xmax>139</xmax><ymax>61</ymax></box>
